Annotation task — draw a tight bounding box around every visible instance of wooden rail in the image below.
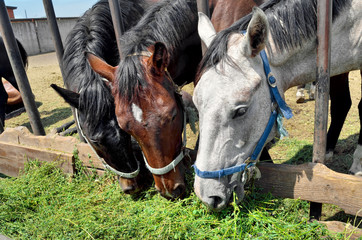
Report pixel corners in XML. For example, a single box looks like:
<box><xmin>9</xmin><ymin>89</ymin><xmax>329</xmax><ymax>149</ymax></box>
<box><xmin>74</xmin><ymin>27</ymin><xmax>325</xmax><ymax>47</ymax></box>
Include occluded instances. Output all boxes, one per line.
<box><xmin>1</xmin><ymin>127</ymin><xmax>361</xmax><ymax>217</ymax></box>
<box><xmin>0</xmin><ymin>127</ymin><xmax>103</xmax><ymax>177</ymax></box>
<box><xmin>256</xmin><ymin>162</ymin><xmax>362</xmax><ymax>217</ymax></box>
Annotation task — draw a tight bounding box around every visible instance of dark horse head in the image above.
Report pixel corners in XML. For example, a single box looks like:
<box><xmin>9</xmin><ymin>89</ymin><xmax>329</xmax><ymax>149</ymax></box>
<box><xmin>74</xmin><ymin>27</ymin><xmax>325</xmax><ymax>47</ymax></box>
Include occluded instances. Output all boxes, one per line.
<box><xmin>88</xmin><ymin>0</ymin><xmax>201</xmax><ymax>199</ymax></box>
<box><xmin>52</xmin><ymin>0</ymin><xmax>154</xmax><ymax>194</ymax></box>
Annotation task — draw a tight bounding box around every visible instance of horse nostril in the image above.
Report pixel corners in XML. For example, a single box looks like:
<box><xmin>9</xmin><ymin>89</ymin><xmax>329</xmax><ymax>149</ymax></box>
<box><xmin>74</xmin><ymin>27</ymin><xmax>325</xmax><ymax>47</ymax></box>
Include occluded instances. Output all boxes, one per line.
<box><xmin>172</xmin><ymin>183</ymin><xmax>185</xmax><ymax>198</ymax></box>
<box><xmin>118</xmin><ymin>177</ymin><xmax>139</xmax><ymax>195</ymax></box>
<box><xmin>123</xmin><ymin>184</ymin><xmax>138</xmax><ymax>195</ymax></box>
<box><xmin>210</xmin><ymin>195</ymin><xmax>223</xmax><ymax>210</ymax></box>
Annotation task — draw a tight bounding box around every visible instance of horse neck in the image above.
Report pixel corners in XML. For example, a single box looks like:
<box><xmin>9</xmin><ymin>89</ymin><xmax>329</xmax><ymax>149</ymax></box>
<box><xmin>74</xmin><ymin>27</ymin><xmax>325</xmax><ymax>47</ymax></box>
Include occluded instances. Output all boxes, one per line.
<box><xmin>266</xmin><ymin>1</ymin><xmax>361</xmax><ymax>93</ymax></box>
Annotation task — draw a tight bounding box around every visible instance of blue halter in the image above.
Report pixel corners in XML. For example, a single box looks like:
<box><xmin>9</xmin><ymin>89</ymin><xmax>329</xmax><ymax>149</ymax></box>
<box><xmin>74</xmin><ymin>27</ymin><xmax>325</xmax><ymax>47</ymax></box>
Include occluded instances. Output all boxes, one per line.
<box><xmin>193</xmin><ymin>43</ymin><xmax>293</xmax><ymax>179</ymax></box>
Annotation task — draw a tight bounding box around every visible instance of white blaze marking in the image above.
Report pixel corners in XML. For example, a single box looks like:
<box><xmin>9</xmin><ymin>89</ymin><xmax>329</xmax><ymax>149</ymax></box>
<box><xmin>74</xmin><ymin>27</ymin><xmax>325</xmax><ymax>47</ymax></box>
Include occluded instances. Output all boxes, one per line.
<box><xmin>132</xmin><ymin>103</ymin><xmax>143</xmax><ymax>123</ymax></box>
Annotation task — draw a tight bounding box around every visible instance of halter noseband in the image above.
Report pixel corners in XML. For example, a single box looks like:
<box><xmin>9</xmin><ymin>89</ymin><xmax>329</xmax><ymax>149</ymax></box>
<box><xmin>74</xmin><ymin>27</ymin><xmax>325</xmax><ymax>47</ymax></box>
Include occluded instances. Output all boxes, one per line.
<box><xmin>193</xmin><ymin>31</ymin><xmax>293</xmax><ymax>179</ymax></box>
<box><xmin>127</xmin><ymin>51</ymin><xmax>188</xmax><ymax>175</ymax></box>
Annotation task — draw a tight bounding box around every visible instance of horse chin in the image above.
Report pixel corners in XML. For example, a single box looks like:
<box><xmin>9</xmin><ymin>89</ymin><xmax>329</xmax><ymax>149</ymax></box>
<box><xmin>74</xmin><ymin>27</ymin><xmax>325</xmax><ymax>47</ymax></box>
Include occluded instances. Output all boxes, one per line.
<box><xmin>229</xmin><ymin>175</ymin><xmax>245</xmax><ymax>204</ymax></box>
<box><xmin>153</xmin><ymin>171</ymin><xmax>186</xmax><ymax>200</ymax></box>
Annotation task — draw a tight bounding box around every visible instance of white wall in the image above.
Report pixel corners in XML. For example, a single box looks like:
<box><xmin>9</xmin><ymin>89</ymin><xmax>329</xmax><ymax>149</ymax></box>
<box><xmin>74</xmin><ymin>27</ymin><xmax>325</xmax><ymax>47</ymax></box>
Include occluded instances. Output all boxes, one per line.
<box><xmin>11</xmin><ymin>18</ymin><xmax>78</xmax><ymax>56</ymax></box>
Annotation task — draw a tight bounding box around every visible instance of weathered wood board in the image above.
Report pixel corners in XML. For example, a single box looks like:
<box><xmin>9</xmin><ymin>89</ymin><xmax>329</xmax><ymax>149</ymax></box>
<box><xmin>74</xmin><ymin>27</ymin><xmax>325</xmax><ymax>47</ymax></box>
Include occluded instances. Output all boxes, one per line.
<box><xmin>255</xmin><ymin>162</ymin><xmax>362</xmax><ymax>217</ymax></box>
<box><xmin>0</xmin><ymin>141</ymin><xmax>74</xmax><ymax>176</ymax></box>
<box><xmin>0</xmin><ymin>127</ymin><xmax>104</xmax><ymax>176</ymax></box>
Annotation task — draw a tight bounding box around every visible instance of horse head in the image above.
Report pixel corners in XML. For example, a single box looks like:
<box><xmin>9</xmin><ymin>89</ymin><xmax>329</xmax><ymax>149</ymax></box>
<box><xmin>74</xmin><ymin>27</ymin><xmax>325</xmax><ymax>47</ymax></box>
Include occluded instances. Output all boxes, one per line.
<box><xmin>88</xmin><ymin>42</ymin><xmax>186</xmax><ymax>199</ymax></box>
<box><xmin>193</xmin><ymin>9</ymin><xmax>276</xmax><ymax>210</ymax></box>
<box><xmin>51</xmin><ymin>84</ymin><xmax>149</xmax><ymax>194</ymax></box>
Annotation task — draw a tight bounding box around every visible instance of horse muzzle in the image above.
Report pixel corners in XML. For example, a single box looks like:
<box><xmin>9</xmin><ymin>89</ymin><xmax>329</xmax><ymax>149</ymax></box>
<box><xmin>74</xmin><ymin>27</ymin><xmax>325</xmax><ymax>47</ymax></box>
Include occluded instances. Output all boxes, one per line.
<box><xmin>194</xmin><ymin>175</ymin><xmax>245</xmax><ymax>211</ymax></box>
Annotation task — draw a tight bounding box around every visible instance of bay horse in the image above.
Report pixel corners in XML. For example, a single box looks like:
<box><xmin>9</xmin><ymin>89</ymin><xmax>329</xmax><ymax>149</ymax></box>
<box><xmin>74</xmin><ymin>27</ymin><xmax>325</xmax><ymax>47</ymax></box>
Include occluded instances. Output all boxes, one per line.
<box><xmin>51</xmin><ymin>0</ymin><xmax>154</xmax><ymax>194</ymax></box>
<box><xmin>210</xmin><ymin>0</ymin><xmax>359</xmax><ymax>168</ymax></box>
<box><xmin>87</xmin><ymin>0</ymin><xmax>201</xmax><ymax>198</ymax></box>
<box><xmin>193</xmin><ymin>0</ymin><xmax>361</xmax><ymax>210</ymax></box>
<box><xmin>0</xmin><ymin>36</ymin><xmax>27</xmax><ymax>132</ymax></box>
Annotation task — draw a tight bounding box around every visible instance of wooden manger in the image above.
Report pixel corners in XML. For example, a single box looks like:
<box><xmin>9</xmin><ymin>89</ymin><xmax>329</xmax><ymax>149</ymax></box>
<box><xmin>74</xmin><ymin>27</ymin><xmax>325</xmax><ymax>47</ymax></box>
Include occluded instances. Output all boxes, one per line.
<box><xmin>0</xmin><ymin>127</ymin><xmax>105</xmax><ymax>177</ymax></box>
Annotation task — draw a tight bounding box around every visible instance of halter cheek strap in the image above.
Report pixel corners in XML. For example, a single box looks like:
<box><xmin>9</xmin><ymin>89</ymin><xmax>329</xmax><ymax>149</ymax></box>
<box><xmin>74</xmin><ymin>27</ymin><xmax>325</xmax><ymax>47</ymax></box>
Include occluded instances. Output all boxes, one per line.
<box><xmin>142</xmin><ymin>112</ymin><xmax>187</xmax><ymax>175</ymax></box>
<box><xmin>75</xmin><ymin>108</ymin><xmax>140</xmax><ymax>179</ymax></box>
<box><xmin>193</xmin><ymin>37</ymin><xmax>293</xmax><ymax>179</ymax></box>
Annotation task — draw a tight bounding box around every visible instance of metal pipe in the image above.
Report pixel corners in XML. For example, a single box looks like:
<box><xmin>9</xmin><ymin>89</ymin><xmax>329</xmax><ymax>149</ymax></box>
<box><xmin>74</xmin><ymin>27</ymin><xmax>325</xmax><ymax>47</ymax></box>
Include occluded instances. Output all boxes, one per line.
<box><xmin>310</xmin><ymin>0</ymin><xmax>332</xmax><ymax>220</ymax></box>
<box><xmin>0</xmin><ymin>1</ymin><xmax>45</xmax><ymax>135</ymax></box>
<box><xmin>42</xmin><ymin>0</ymin><xmax>65</xmax><ymax>78</ymax></box>
<box><xmin>196</xmin><ymin>0</ymin><xmax>210</xmax><ymax>55</ymax></box>
<box><xmin>42</xmin><ymin>0</ymin><xmax>86</xmax><ymax>142</ymax></box>
<box><xmin>197</xmin><ymin>0</ymin><xmax>210</xmax><ymax>17</ymax></box>
<box><xmin>108</xmin><ymin>0</ymin><xmax>125</xmax><ymax>59</ymax></box>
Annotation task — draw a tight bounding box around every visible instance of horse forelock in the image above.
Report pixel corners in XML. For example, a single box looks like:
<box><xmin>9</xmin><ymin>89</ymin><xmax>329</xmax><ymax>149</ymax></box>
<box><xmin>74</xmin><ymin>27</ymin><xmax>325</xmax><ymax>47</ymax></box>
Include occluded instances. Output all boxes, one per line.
<box><xmin>197</xmin><ymin>0</ymin><xmax>351</xmax><ymax>81</ymax></box>
<box><xmin>195</xmin><ymin>28</ymin><xmax>238</xmax><ymax>85</ymax></box>
<box><xmin>115</xmin><ymin>57</ymin><xmax>148</xmax><ymax>103</ymax></box>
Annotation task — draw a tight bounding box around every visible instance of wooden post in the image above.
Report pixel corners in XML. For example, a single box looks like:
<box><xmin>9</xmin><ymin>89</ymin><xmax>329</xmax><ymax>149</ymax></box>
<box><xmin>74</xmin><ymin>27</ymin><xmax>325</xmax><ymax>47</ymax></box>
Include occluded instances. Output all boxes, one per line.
<box><xmin>310</xmin><ymin>0</ymin><xmax>332</xmax><ymax>220</ymax></box>
<box><xmin>0</xmin><ymin>1</ymin><xmax>45</xmax><ymax>136</ymax></box>
<box><xmin>196</xmin><ymin>0</ymin><xmax>210</xmax><ymax>55</ymax></box>
<box><xmin>108</xmin><ymin>0</ymin><xmax>125</xmax><ymax>59</ymax></box>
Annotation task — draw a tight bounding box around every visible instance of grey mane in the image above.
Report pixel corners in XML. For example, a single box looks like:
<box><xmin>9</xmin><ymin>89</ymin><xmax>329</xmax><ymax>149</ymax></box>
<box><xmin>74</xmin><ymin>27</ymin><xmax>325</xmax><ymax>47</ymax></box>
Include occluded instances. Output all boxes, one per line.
<box><xmin>197</xmin><ymin>0</ymin><xmax>351</xmax><ymax>82</ymax></box>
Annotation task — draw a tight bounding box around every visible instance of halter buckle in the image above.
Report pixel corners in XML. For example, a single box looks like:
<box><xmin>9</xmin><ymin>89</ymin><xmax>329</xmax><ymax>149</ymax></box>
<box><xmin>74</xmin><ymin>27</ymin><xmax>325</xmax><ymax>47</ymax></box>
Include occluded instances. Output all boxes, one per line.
<box><xmin>267</xmin><ymin>72</ymin><xmax>277</xmax><ymax>87</ymax></box>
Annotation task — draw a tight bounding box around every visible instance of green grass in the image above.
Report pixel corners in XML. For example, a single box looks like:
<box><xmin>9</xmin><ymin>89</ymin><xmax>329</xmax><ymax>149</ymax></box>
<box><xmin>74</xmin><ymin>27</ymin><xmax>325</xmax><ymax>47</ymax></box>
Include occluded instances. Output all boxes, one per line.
<box><xmin>2</xmin><ymin>62</ymin><xmax>361</xmax><ymax>239</ymax></box>
<box><xmin>1</xmin><ymin>160</ymin><xmax>356</xmax><ymax>239</ymax></box>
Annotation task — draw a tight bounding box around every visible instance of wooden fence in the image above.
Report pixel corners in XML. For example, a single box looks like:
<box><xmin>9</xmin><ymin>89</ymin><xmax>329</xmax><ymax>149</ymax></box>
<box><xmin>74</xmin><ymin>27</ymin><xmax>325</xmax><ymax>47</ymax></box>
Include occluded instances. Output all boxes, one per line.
<box><xmin>0</xmin><ymin>127</ymin><xmax>361</xmax><ymax>218</ymax></box>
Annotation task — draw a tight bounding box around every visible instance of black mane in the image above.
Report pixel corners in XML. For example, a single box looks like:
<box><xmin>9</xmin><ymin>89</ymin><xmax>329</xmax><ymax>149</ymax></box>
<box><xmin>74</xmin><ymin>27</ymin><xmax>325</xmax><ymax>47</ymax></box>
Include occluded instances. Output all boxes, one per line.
<box><xmin>115</xmin><ymin>0</ymin><xmax>198</xmax><ymax>101</ymax></box>
<box><xmin>197</xmin><ymin>0</ymin><xmax>351</xmax><ymax>80</ymax></box>
<box><xmin>62</xmin><ymin>0</ymin><xmax>146</xmax><ymax>129</ymax></box>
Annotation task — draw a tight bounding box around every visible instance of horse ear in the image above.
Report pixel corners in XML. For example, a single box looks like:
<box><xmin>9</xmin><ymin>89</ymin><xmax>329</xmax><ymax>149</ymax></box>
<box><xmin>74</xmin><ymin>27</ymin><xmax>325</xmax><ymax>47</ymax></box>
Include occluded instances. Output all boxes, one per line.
<box><xmin>150</xmin><ymin>42</ymin><xmax>169</xmax><ymax>75</ymax></box>
<box><xmin>245</xmin><ymin>7</ymin><xmax>269</xmax><ymax>57</ymax></box>
<box><xmin>50</xmin><ymin>84</ymin><xmax>80</xmax><ymax>109</ymax></box>
<box><xmin>87</xmin><ymin>53</ymin><xmax>117</xmax><ymax>83</ymax></box>
<box><xmin>198</xmin><ymin>12</ymin><xmax>216</xmax><ymax>48</ymax></box>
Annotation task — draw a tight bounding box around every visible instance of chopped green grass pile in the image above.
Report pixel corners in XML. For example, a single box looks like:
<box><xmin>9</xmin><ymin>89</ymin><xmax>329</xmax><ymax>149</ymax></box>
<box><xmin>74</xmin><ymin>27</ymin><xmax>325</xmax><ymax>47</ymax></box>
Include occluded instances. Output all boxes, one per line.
<box><xmin>0</xmin><ymin>160</ymin><xmax>356</xmax><ymax>239</ymax></box>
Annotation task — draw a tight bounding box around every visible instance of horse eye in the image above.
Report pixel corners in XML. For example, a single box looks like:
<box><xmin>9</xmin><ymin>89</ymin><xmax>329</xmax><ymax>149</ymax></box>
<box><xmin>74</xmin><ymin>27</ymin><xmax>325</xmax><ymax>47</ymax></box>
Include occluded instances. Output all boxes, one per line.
<box><xmin>233</xmin><ymin>106</ymin><xmax>248</xmax><ymax>119</ymax></box>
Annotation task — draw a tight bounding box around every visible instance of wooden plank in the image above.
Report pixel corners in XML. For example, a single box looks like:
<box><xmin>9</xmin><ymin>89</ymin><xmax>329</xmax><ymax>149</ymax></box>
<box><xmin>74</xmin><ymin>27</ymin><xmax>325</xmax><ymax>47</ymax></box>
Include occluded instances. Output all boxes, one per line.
<box><xmin>0</xmin><ymin>127</ymin><xmax>105</xmax><ymax>171</ymax></box>
<box><xmin>0</xmin><ymin>142</ymin><xmax>74</xmax><ymax>177</ymax></box>
<box><xmin>0</xmin><ymin>127</ymin><xmax>79</xmax><ymax>153</ymax></box>
<box><xmin>255</xmin><ymin>162</ymin><xmax>362</xmax><ymax>217</ymax></box>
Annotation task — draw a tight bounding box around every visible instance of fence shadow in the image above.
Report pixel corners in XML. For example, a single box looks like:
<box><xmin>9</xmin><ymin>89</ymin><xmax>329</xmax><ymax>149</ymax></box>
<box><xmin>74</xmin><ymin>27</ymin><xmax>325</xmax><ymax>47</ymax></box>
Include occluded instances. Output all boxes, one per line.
<box><xmin>20</xmin><ymin>105</ymin><xmax>73</xmax><ymax>132</ymax></box>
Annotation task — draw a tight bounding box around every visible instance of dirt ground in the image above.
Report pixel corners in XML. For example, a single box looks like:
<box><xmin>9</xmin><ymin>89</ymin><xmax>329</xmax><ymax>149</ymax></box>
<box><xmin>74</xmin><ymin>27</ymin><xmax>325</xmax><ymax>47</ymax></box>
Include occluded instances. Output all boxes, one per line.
<box><xmin>5</xmin><ymin>52</ymin><xmax>362</xmax><ymax>175</ymax></box>
<box><xmin>6</xmin><ymin>52</ymin><xmax>73</xmax><ymax>132</ymax></box>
